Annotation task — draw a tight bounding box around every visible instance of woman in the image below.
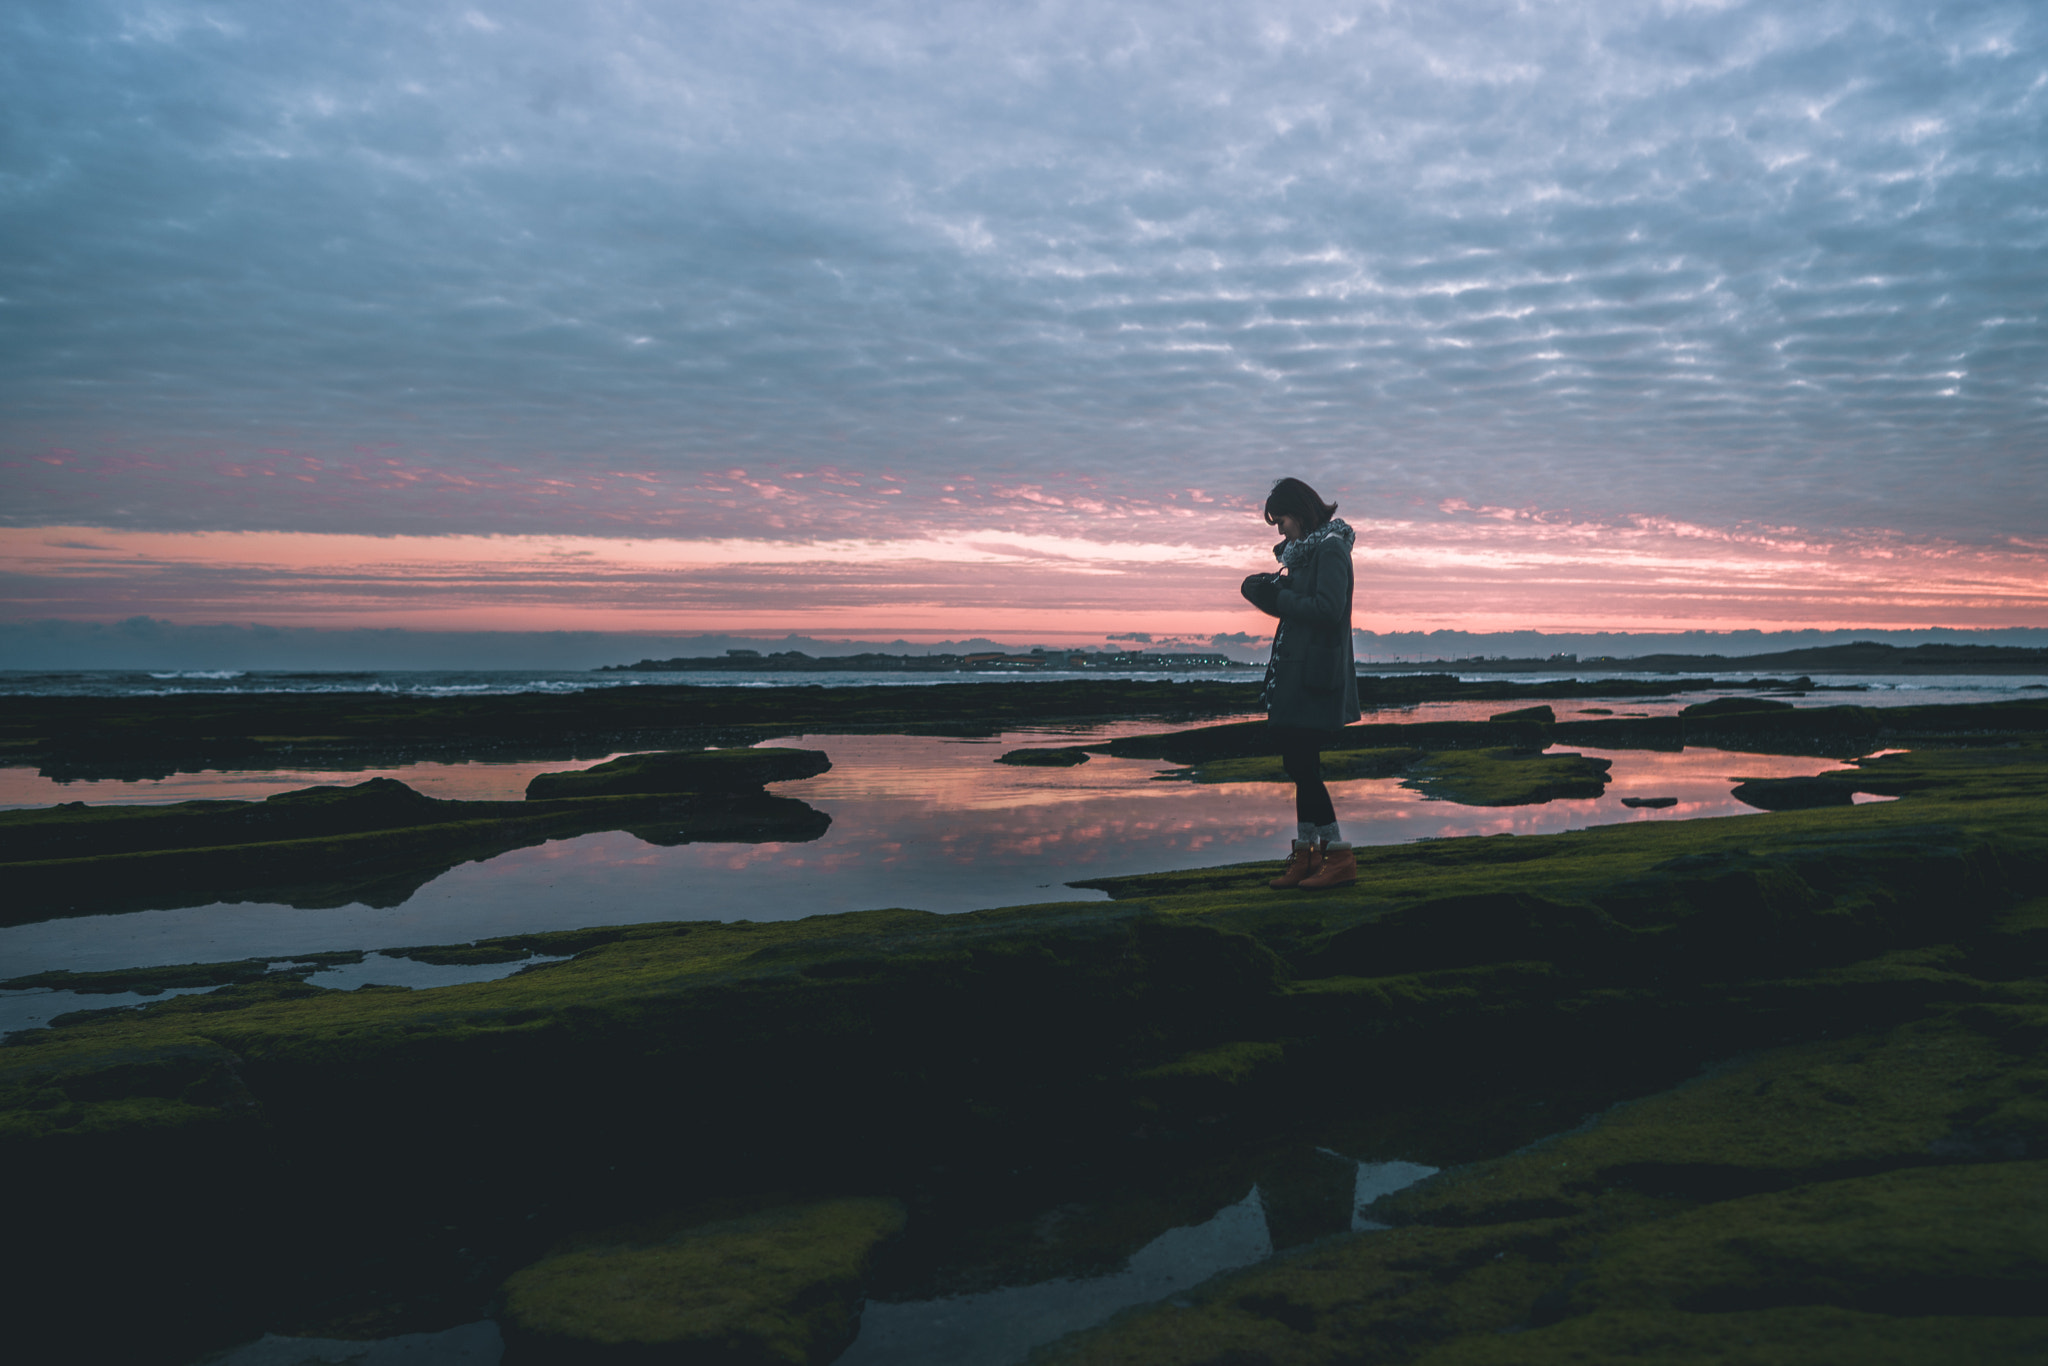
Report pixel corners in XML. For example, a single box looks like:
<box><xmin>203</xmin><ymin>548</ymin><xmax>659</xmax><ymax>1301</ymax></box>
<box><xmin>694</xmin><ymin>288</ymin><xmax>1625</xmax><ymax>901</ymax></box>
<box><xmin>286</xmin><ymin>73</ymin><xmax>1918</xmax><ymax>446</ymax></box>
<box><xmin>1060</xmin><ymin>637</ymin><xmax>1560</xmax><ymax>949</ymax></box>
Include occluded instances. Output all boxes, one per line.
<box><xmin>1241</xmin><ymin>477</ymin><xmax>1361</xmax><ymax>889</ymax></box>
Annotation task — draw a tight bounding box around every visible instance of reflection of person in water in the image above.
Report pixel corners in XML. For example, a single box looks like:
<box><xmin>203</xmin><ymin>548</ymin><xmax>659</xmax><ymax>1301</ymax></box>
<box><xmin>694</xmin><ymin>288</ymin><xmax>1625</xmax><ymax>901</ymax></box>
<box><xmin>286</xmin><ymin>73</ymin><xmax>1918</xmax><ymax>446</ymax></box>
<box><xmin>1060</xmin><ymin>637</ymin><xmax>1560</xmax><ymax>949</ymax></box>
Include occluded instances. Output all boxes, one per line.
<box><xmin>1240</xmin><ymin>477</ymin><xmax>1362</xmax><ymax>889</ymax></box>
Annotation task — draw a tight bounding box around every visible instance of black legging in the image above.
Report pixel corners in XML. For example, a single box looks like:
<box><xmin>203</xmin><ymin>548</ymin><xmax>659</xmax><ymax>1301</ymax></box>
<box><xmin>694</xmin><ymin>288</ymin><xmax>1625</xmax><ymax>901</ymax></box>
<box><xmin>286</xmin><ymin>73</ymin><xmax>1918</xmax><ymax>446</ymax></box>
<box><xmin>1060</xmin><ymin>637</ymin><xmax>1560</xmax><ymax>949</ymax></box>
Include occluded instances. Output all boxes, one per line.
<box><xmin>1274</xmin><ymin>727</ymin><xmax>1336</xmax><ymax>827</ymax></box>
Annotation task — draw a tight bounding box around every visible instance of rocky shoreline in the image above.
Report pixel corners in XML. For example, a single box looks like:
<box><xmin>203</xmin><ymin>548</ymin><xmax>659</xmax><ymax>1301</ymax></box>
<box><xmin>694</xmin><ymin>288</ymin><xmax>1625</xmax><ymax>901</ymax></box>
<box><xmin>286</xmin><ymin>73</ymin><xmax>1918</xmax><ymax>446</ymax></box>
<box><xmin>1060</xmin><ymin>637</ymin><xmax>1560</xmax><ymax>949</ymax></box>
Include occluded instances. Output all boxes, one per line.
<box><xmin>1</xmin><ymin>695</ymin><xmax>2043</xmax><ymax>1363</ymax></box>
<box><xmin>3</xmin><ymin>674</ymin><xmax>1829</xmax><ymax>782</ymax></box>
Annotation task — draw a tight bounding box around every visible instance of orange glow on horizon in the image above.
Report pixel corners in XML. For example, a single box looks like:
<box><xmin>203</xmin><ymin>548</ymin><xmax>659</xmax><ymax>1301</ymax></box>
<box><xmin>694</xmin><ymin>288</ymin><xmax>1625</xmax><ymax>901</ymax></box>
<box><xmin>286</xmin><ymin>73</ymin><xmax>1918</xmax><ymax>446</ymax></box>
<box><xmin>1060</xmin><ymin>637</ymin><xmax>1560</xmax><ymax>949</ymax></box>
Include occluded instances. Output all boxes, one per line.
<box><xmin>2</xmin><ymin>521</ymin><xmax>2044</xmax><ymax>637</ymax></box>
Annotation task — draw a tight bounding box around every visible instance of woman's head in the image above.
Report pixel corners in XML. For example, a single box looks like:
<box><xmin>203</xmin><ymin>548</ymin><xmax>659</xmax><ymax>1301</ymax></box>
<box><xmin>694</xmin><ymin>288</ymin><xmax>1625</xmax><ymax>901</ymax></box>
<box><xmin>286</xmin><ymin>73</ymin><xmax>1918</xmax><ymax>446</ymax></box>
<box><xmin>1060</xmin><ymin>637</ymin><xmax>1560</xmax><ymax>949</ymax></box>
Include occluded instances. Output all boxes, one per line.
<box><xmin>1264</xmin><ymin>478</ymin><xmax>1338</xmax><ymax>539</ymax></box>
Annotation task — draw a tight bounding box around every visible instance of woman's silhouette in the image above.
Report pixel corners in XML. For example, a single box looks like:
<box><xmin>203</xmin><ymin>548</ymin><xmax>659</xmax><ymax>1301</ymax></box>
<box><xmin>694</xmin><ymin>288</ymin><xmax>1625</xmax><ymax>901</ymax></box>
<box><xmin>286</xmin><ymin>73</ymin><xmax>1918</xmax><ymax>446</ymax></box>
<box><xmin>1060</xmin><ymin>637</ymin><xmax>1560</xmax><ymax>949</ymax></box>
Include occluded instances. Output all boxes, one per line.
<box><xmin>1241</xmin><ymin>477</ymin><xmax>1361</xmax><ymax>888</ymax></box>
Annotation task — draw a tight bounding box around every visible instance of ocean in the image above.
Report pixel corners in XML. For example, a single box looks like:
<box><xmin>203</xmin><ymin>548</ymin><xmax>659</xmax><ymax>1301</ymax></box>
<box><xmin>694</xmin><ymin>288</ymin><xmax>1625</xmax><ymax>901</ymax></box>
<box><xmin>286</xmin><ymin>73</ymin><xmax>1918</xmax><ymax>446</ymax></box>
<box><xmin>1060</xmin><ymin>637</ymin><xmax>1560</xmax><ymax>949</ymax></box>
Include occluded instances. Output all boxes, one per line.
<box><xmin>2</xmin><ymin>666</ymin><xmax>2043</xmax><ymax>706</ymax></box>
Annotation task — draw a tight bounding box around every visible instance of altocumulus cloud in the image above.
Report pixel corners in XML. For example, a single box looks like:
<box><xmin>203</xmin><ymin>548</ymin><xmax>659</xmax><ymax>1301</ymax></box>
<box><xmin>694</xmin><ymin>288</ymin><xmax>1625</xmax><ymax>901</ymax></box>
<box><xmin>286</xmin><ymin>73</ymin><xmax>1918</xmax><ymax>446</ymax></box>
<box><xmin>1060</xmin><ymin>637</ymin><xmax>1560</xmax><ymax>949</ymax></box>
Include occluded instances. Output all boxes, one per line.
<box><xmin>1</xmin><ymin>0</ymin><xmax>2044</xmax><ymax>556</ymax></box>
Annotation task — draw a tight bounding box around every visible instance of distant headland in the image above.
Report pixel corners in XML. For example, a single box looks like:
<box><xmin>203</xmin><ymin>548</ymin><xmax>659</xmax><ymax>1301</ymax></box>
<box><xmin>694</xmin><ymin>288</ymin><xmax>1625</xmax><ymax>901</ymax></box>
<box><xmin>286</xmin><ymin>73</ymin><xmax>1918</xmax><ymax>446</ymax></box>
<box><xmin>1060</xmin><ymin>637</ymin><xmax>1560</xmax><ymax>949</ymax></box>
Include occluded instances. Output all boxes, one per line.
<box><xmin>602</xmin><ymin>647</ymin><xmax>1254</xmax><ymax>673</ymax></box>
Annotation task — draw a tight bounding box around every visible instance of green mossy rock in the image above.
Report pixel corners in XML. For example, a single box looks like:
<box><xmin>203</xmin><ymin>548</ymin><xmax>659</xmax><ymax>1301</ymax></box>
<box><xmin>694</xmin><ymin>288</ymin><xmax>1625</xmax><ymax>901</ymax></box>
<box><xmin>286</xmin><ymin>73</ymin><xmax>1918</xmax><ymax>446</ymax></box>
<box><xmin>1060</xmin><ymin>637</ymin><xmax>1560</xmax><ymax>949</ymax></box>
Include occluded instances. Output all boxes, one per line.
<box><xmin>1573</xmin><ymin>1160</ymin><xmax>2048</xmax><ymax>1317</ymax></box>
<box><xmin>1372</xmin><ymin>1019</ymin><xmax>2034</xmax><ymax>1227</ymax></box>
<box><xmin>1034</xmin><ymin>1217</ymin><xmax>1583</xmax><ymax>1365</ymax></box>
<box><xmin>0</xmin><ymin>953</ymin><xmax>363</xmax><ymax>995</ymax></box>
<box><xmin>1413</xmin><ymin>1307</ymin><xmax>2048</xmax><ymax>1365</ymax></box>
<box><xmin>1037</xmin><ymin>1019</ymin><xmax>2048</xmax><ymax>1366</ymax></box>
<box><xmin>525</xmin><ymin>747</ymin><xmax>830</xmax><ymax>799</ymax></box>
<box><xmin>1160</xmin><ymin>747</ymin><xmax>1422</xmax><ymax>784</ymax></box>
<box><xmin>1132</xmin><ymin>1041</ymin><xmax>1286</xmax><ymax>1120</ymax></box>
<box><xmin>0</xmin><ymin>776</ymin><xmax>447</xmax><ymax>862</ymax></box>
<box><xmin>1100</xmin><ymin>719</ymin><xmax>1551</xmax><ymax>763</ymax></box>
<box><xmin>498</xmin><ymin>1198</ymin><xmax>906</xmax><ymax>1365</ymax></box>
<box><xmin>1402</xmin><ymin>748</ymin><xmax>1612</xmax><ymax>806</ymax></box>
<box><xmin>1732</xmin><ymin>775</ymin><xmax>1863</xmax><ymax>809</ymax></box>
<box><xmin>8</xmin><ymin>720</ymin><xmax>2048</xmax><ymax>1361</ymax></box>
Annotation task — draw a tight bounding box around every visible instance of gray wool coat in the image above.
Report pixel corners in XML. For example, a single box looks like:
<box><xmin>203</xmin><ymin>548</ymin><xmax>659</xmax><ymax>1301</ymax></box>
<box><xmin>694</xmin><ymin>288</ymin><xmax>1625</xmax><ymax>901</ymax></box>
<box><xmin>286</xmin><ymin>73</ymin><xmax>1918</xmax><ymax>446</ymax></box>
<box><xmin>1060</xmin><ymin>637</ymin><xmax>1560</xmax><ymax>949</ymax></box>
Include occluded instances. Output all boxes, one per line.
<box><xmin>1244</xmin><ymin>535</ymin><xmax>1362</xmax><ymax>731</ymax></box>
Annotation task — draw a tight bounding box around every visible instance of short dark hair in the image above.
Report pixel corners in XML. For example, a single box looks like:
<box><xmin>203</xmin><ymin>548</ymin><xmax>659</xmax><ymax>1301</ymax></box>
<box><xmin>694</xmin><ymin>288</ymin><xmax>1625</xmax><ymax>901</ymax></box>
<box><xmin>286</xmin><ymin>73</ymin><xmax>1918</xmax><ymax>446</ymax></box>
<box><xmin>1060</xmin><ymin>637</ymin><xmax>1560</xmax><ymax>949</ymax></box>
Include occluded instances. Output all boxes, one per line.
<box><xmin>1264</xmin><ymin>477</ymin><xmax>1338</xmax><ymax>530</ymax></box>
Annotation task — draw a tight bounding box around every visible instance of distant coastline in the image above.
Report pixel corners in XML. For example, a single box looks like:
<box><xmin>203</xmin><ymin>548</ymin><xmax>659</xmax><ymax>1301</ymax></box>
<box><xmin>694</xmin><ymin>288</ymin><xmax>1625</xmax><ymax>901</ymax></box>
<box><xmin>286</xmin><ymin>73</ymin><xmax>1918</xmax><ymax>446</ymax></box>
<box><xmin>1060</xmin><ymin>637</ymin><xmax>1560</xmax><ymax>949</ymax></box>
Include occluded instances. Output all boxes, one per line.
<box><xmin>601</xmin><ymin>647</ymin><xmax>1256</xmax><ymax>674</ymax></box>
<box><xmin>604</xmin><ymin>641</ymin><xmax>2048</xmax><ymax>676</ymax></box>
<box><xmin>1358</xmin><ymin>641</ymin><xmax>2048</xmax><ymax>675</ymax></box>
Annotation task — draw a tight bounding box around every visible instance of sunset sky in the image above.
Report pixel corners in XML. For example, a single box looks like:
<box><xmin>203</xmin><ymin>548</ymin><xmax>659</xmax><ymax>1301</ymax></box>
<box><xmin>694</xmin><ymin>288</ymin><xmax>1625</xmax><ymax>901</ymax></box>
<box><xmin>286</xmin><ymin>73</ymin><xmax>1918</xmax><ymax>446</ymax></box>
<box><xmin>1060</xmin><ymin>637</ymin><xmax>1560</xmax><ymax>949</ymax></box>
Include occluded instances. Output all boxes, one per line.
<box><xmin>4</xmin><ymin>0</ymin><xmax>2044</xmax><ymax>648</ymax></box>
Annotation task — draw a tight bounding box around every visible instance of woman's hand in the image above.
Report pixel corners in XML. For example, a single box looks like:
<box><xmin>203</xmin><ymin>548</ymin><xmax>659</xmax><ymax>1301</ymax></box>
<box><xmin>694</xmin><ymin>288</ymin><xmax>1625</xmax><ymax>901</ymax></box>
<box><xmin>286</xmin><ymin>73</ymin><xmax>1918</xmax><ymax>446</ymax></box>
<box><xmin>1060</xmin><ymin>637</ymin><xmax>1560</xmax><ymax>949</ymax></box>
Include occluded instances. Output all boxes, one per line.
<box><xmin>1241</xmin><ymin>572</ymin><xmax>1285</xmax><ymax>615</ymax></box>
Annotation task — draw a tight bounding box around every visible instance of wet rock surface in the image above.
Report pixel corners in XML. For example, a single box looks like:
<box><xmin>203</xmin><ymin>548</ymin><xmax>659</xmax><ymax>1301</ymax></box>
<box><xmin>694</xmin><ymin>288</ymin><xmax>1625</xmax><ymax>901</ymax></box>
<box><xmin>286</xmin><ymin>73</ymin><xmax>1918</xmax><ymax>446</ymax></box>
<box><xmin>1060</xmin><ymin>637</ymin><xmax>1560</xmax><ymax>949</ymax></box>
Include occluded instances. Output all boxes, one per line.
<box><xmin>2</xmin><ymin>700</ymin><xmax>2044</xmax><ymax>1363</ymax></box>
<box><xmin>523</xmin><ymin>746</ymin><xmax>830</xmax><ymax>799</ymax></box>
<box><xmin>498</xmin><ymin>1199</ymin><xmax>906</xmax><ymax>1365</ymax></box>
<box><xmin>0</xmin><ymin>765</ymin><xmax>833</xmax><ymax>926</ymax></box>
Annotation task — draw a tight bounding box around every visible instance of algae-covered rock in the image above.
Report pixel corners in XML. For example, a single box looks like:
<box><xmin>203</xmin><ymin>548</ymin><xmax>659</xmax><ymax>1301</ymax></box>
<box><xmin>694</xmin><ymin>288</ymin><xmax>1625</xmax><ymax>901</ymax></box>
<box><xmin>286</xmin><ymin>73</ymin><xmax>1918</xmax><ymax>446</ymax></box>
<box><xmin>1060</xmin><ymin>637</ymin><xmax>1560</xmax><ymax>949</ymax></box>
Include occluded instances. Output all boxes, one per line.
<box><xmin>1037</xmin><ymin>1019</ymin><xmax>2048</xmax><ymax>1366</ymax></box>
<box><xmin>1732</xmin><ymin>775</ymin><xmax>1863</xmax><ymax>810</ymax></box>
<box><xmin>998</xmin><ymin>747</ymin><xmax>1092</xmax><ymax>766</ymax></box>
<box><xmin>1100</xmin><ymin>719</ymin><xmax>1550</xmax><ymax>763</ymax></box>
<box><xmin>9</xmin><ymin>718</ymin><xmax>2047</xmax><ymax>1362</ymax></box>
<box><xmin>1413</xmin><ymin>1307</ymin><xmax>2048</xmax><ymax>1365</ymax></box>
<box><xmin>1570</xmin><ymin>1160</ymin><xmax>2048</xmax><ymax>1317</ymax></box>
<box><xmin>0</xmin><ymin>776</ymin><xmax>449</xmax><ymax>863</ymax></box>
<box><xmin>1132</xmin><ymin>1041</ymin><xmax>1286</xmax><ymax>1121</ymax></box>
<box><xmin>525</xmin><ymin>747</ymin><xmax>830</xmax><ymax>799</ymax></box>
<box><xmin>1402</xmin><ymin>747</ymin><xmax>1612</xmax><ymax>806</ymax></box>
<box><xmin>1034</xmin><ymin>1217</ymin><xmax>1584</xmax><ymax>1366</ymax></box>
<box><xmin>497</xmin><ymin>1198</ymin><xmax>906</xmax><ymax>1365</ymax></box>
<box><xmin>1489</xmin><ymin>705</ymin><xmax>1556</xmax><ymax>724</ymax></box>
<box><xmin>1160</xmin><ymin>747</ymin><xmax>1422</xmax><ymax>784</ymax></box>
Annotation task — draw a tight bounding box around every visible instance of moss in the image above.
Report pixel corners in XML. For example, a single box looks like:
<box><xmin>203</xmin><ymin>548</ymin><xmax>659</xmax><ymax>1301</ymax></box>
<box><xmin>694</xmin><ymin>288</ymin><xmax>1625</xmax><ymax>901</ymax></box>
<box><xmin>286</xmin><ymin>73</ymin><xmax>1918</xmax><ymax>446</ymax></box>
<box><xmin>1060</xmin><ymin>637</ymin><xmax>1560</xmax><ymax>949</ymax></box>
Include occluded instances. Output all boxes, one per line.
<box><xmin>380</xmin><ymin>943</ymin><xmax>534</xmax><ymax>966</ymax></box>
<box><xmin>0</xmin><ymin>1033</ymin><xmax>262</xmax><ymax>1143</ymax></box>
<box><xmin>5</xmin><ymin>959</ymin><xmax>269</xmax><ymax>995</ymax></box>
<box><xmin>8</xmin><ymin>710</ymin><xmax>2048</xmax><ymax>1360</ymax></box>
<box><xmin>1036</xmin><ymin>1018</ymin><xmax>2048</xmax><ymax>1366</ymax></box>
<box><xmin>1135</xmin><ymin>1041</ymin><xmax>1285</xmax><ymax>1086</ymax></box>
<box><xmin>1</xmin><ymin>951</ymin><xmax>370</xmax><ymax>996</ymax></box>
<box><xmin>1161</xmin><ymin>747</ymin><xmax>1423</xmax><ymax>784</ymax></box>
<box><xmin>998</xmin><ymin>747</ymin><xmax>1094</xmax><ymax>766</ymax></box>
<box><xmin>1412</xmin><ymin>1307</ymin><xmax>2048</xmax><ymax>1365</ymax></box>
<box><xmin>1564</xmin><ymin>1161</ymin><xmax>2048</xmax><ymax>1319</ymax></box>
<box><xmin>1401</xmin><ymin>748</ymin><xmax>1612</xmax><ymax>806</ymax></box>
<box><xmin>497</xmin><ymin>1198</ymin><xmax>906</xmax><ymax>1365</ymax></box>
<box><xmin>1101</xmin><ymin>719</ymin><xmax>1552</xmax><ymax>764</ymax></box>
<box><xmin>1130</xmin><ymin>1041</ymin><xmax>1287</xmax><ymax>1122</ymax></box>
<box><xmin>1034</xmin><ymin>1218</ymin><xmax>1585</xmax><ymax>1366</ymax></box>
<box><xmin>523</xmin><ymin>746</ymin><xmax>830</xmax><ymax>799</ymax></box>
<box><xmin>1374</xmin><ymin>1019</ymin><xmax>2024</xmax><ymax>1227</ymax></box>
<box><xmin>0</xmin><ymin>776</ymin><xmax>449</xmax><ymax>862</ymax></box>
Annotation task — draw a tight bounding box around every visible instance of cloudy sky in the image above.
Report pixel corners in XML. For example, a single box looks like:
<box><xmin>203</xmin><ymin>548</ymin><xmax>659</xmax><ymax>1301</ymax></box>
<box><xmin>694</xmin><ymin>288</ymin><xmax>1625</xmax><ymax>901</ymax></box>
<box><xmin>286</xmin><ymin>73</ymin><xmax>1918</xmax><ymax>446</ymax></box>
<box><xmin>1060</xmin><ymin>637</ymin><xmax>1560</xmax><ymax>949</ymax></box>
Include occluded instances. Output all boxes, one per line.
<box><xmin>3</xmin><ymin>0</ymin><xmax>2043</xmax><ymax>642</ymax></box>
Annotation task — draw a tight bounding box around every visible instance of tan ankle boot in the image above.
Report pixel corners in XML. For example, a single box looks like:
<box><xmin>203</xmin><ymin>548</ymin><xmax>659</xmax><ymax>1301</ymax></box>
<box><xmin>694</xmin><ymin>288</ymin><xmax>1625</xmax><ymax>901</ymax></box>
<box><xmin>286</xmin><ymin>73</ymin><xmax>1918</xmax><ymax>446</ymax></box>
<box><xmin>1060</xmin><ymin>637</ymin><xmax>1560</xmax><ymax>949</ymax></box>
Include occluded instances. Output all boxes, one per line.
<box><xmin>1269</xmin><ymin>840</ymin><xmax>1322</xmax><ymax>889</ymax></box>
<box><xmin>1298</xmin><ymin>841</ymin><xmax>1357</xmax><ymax>889</ymax></box>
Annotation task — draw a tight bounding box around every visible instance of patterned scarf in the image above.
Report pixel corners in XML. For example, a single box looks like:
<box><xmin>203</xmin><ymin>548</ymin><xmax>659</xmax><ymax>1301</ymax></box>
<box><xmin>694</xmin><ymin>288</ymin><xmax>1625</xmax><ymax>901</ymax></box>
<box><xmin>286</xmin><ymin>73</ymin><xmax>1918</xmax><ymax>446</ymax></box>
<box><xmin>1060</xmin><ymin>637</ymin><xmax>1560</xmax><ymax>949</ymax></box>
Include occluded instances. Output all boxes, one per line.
<box><xmin>1263</xmin><ymin>518</ymin><xmax>1355</xmax><ymax>711</ymax></box>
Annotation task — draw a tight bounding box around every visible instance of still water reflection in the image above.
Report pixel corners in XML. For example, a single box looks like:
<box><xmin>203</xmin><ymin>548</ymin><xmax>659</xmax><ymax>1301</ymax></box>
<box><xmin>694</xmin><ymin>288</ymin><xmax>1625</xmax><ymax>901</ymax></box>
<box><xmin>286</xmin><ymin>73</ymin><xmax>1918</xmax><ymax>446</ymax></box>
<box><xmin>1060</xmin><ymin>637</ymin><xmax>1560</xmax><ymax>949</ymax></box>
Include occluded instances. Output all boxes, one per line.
<box><xmin>194</xmin><ymin>1154</ymin><xmax>1440</xmax><ymax>1366</ymax></box>
<box><xmin>0</xmin><ymin>725</ymin><xmax>1858</xmax><ymax>980</ymax></box>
